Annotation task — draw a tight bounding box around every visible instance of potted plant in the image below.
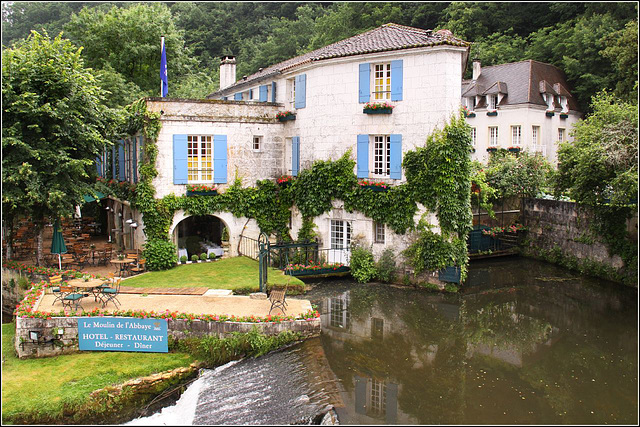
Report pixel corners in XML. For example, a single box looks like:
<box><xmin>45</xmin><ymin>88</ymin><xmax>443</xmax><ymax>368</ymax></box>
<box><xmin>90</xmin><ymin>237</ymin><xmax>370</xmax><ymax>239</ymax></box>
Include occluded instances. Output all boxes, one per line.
<box><xmin>545</xmin><ymin>110</ymin><xmax>555</xmax><ymax>117</ymax></box>
<box><xmin>462</xmin><ymin>105</ymin><xmax>475</xmax><ymax>118</ymax></box>
<box><xmin>486</xmin><ymin>110</ymin><xmax>498</xmax><ymax>116</ymax></box>
<box><xmin>363</xmin><ymin>101</ymin><xmax>393</xmax><ymax>114</ymax></box>
<box><xmin>221</xmin><ymin>227</ymin><xmax>230</xmax><ymax>247</ymax></box>
<box><xmin>276</xmin><ymin>111</ymin><xmax>296</xmax><ymax>122</ymax></box>
<box><xmin>180</xmin><ymin>255</ymin><xmax>188</xmax><ymax>264</ymax></box>
<box><xmin>486</xmin><ymin>147</ymin><xmax>498</xmax><ymax>153</ymax></box>
<box><xmin>507</xmin><ymin>146</ymin><xmax>521</xmax><ymax>153</ymax></box>
<box><xmin>277</xmin><ymin>175</ymin><xmax>294</xmax><ymax>187</ymax></box>
<box><xmin>187</xmin><ymin>184</ymin><xmax>218</xmax><ymax>197</ymax></box>
<box><xmin>191</xmin><ymin>254</ymin><xmax>199</xmax><ymax>263</ymax></box>
<box><xmin>117</xmin><ymin>253</ymin><xmax>125</xmax><ymax>261</ymax></box>
<box><xmin>559</xmin><ymin>112</ymin><xmax>569</xmax><ymax>119</ymax></box>
<box><xmin>358</xmin><ymin>180</ymin><xmax>389</xmax><ymax>192</ymax></box>
<box><xmin>209</xmin><ymin>252</ymin><xmax>217</xmax><ymax>260</ymax></box>
<box><xmin>200</xmin><ymin>253</ymin><xmax>208</xmax><ymax>261</ymax></box>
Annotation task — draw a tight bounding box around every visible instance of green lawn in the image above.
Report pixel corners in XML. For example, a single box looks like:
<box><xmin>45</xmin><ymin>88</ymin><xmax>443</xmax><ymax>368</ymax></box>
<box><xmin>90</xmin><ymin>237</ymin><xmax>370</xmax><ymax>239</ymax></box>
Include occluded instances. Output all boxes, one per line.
<box><xmin>1</xmin><ymin>322</ymin><xmax>195</xmax><ymax>424</ymax></box>
<box><xmin>122</xmin><ymin>256</ymin><xmax>305</xmax><ymax>291</ymax></box>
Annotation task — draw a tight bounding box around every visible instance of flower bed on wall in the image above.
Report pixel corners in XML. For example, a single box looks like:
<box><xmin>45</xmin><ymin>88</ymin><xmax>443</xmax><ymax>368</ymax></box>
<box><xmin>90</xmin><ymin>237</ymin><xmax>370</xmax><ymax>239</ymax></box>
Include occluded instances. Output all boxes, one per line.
<box><xmin>358</xmin><ymin>180</ymin><xmax>388</xmax><ymax>191</ymax></box>
<box><xmin>13</xmin><ymin>281</ymin><xmax>320</xmax><ymax>323</ymax></box>
<box><xmin>481</xmin><ymin>224</ymin><xmax>528</xmax><ymax>238</ymax></box>
<box><xmin>276</xmin><ymin>111</ymin><xmax>296</xmax><ymax>122</ymax></box>
<box><xmin>3</xmin><ymin>261</ymin><xmax>95</xmax><ymax>280</ymax></box>
<box><xmin>186</xmin><ymin>184</ymin><xmax>218</xmax><ymax>196</ymax></box>
<box><xmin>363</xmin><ymin>102</ymin><xmax>394</xmax><ymax>114</ymax></box>
<box><xmin>284</xmin><ymin>262</ymin><xmax>349</xmax><ymax>276</ymax></box>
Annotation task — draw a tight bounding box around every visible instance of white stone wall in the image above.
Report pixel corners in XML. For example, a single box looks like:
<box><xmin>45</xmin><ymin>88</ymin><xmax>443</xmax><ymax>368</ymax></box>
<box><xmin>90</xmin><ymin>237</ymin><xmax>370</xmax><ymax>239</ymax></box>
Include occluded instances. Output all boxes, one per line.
<box><xmin>142</xmin><ymin>46</ymin><xmax>467</xmax><ymax>259</ymax></box>
<box><xmin>146</xmin><ymin>99</ymin><xmax>284</xmax><ymax>199</ymax></box>
<box><xmin>466</xmin><ymin>105</ymin><xmax>581</xmax><ymax>164</ymax></box>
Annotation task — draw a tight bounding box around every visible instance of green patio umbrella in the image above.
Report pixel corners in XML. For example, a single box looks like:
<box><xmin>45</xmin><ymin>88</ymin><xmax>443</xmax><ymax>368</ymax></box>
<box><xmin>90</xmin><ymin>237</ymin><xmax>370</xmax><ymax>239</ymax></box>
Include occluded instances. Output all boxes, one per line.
<box><xmin>51</xmin><ymin>219</ymin><xmax>67</xmax><ymax>270</ymax></box>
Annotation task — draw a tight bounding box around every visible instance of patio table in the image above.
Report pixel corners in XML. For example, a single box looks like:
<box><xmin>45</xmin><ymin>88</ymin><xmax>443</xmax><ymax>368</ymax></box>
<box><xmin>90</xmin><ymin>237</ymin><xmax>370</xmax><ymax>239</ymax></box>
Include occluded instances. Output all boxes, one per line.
<box><xmin>67</xmin><ymin>278</ymin><xmax>107</xmax><ymax>302</ymax></box>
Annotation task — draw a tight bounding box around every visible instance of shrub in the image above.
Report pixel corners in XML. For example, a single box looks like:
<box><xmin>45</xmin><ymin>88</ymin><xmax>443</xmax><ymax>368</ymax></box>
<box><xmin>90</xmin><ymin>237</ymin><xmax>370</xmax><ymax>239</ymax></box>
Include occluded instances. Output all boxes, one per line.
<box><xmin>143</xmin><ymin>239</ymin><xmax>178</xmax><ymax>271</ymax></box>
<box><xmin>444</xmin><ymin>284</ymin><xmax>458</xmax><ymax>293</ymax></box>
<box><xmin>420</xmin><ymin>282</ymin><xmax>440</xmax><ymax>292</ymax></box>
<box><xmin>191</xmin><ymin>254</ymin><xmax>199</xmax><ymax>262</ymax></box>
<box><xmin>375</xmin><ymin>248</ymin><xmax>396</xmax><ymax>283</ymax></box>
<box><xmin>200</xmin><ymin>253</ymin><xmax>207</xmax><ymax>260</ymax></box>
<box><xmin>18</xmin><ymin>277</ymin><xmax>30</xmax><ymax>290</ymax></box>
<box><xmin>209</xmin><ymin>252</ymin><xmax>216</xmax><ymax>259</ymax></box>
<box><xmin>350</xmin><ymin>245</ymin><xmax>376</xmax><ymax>283</ymax></box>
<box><xmin>180</xmin><ymin>255</ymin><xmax>187</xmax><ymax>263</ymax></box>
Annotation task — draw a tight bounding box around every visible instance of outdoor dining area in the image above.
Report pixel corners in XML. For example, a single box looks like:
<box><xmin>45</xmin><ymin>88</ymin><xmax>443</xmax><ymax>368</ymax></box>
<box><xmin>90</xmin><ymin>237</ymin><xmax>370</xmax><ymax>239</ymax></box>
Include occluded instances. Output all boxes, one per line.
<box><xmin>49</xmin><ymin>273</ymin><xmax>122</xmax><ymax>311</ymax></box>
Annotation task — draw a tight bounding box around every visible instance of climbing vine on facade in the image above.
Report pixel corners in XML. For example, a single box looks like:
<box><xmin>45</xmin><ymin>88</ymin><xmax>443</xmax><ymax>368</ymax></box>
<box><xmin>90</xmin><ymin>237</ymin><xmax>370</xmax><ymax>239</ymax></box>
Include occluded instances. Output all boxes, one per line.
<box><xmin>107</xmin><ymin>106</ymin><xmax>472</xmax><ymax>275</ymax></box>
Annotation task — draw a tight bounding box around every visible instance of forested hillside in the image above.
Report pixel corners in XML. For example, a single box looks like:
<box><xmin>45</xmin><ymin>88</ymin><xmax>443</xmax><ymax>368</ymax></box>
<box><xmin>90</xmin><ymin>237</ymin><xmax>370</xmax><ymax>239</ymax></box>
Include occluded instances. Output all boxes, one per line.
<box><xmin>2</xmin><ymin>2</ymin><xmax>637</xmax><ymax>111</ymax></box>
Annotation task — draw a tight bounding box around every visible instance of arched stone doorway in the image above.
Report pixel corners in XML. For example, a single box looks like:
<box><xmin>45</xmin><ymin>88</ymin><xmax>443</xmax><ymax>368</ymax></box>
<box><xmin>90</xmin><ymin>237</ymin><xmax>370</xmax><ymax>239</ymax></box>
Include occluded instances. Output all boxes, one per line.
<box><xmin>173</xmin><ymin>215</ymin><xmax>229</xmax><ymax>259</ymax></box>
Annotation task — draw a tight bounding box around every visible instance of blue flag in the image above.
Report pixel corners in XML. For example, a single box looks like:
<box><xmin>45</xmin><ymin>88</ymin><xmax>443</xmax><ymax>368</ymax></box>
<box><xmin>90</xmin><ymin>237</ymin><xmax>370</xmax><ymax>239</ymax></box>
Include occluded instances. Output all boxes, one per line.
<box><xmin>160</xmin><ymin>40</ymin><xmax>168</xmax><ymax>97</ymax></box>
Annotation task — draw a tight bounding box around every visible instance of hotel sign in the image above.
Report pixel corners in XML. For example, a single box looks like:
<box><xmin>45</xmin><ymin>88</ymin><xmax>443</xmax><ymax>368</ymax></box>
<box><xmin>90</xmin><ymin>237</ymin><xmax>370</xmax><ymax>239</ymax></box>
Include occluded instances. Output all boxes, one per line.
<box><xmin>78</xmin><ymin>317</ymin><xmax>168</xmax><ymax>352</ymax></box>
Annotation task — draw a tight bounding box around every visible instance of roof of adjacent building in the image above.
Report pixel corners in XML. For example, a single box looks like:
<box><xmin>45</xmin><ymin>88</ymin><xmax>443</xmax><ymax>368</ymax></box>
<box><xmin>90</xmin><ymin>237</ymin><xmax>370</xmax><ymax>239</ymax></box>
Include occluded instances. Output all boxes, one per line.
<box><xmin>462</xmin><ymin>60</ymin><xmax>580</xmax><ymax>111</ymax></box>
<box><xmin>209</xmin><ymin>23</ymin><xmax>470</xmax><ymax>98</ymax></box>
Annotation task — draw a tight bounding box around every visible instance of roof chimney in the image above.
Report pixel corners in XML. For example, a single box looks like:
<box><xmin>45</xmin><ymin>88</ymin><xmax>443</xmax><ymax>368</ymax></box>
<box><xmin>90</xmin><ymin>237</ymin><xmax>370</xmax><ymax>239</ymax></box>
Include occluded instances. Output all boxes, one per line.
<box><xmin>472</xmin><ymin>58</ymin><xmax>481</xmax><ymax>81</ymax></box>
<box><xmin>219</xmin><ymin>56</ymin><xmax>236</xmax><ymax>90</ymax></box>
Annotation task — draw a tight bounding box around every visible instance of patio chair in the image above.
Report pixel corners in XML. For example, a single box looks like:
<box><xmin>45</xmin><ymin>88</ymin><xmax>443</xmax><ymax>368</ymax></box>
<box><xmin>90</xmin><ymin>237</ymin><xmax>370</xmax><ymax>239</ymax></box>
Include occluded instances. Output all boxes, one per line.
<box><xmin>268</xmin><ymin>284</ymin><xmax>288</xmax><ymax>315</ymax></box>
<box><xmin>59</xmin><ymin>285</ymin><xmax>85</xmax><ymax>311</ymax></box>
<box><xmin>50</xmin><ymin>275</ymin><xmax>64</xmax><ymax>306</ymax></box>
<box><xmin>129</xmin><ymin>258</ymin><xmax>146</xmax><ymax>275</ymax></box>
<box><xmin>100</xmin><ymin>278</ymin><xmax>121</xmax><ymax>309</ymax></box>
<box><xmin>124</xmin><ymin>253</ymin><xmax>139</xmax><ymax>277</ymax></box>
<box><xmin>73</xmin><ymin>252</ymin><xmax>89</xmax><ymax>270</ymax></box>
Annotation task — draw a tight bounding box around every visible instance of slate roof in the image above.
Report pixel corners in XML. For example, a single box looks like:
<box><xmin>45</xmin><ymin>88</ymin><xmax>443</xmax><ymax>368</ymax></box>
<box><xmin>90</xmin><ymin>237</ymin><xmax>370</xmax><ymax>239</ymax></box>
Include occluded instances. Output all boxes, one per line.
<box><xmin>209</xmin><ymin>23</ymin><xmax>470</xmax><ymax>98</ymax></box>
<box><xmin>461</xmin><ymin>60</ymin><xmax>580</xmax><ymax>111</ymax></box>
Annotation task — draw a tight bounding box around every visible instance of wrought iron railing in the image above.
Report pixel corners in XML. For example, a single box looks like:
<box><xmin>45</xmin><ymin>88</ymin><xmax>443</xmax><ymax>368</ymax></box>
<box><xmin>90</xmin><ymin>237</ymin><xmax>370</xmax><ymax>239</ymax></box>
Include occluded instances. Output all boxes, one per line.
<box><xmin>238</xmin><ymin>235</ymin><xmax>260</xmax><ymax>260</ymax></box>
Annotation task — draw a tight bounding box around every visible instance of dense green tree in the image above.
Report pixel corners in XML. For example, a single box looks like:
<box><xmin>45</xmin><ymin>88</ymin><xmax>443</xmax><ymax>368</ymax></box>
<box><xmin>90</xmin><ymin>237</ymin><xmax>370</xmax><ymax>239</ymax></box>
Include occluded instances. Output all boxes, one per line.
<box><xmin>554</xmin><ymin>91</ymin><xmax>638</xmax><ymax>207</ymax></box>
<box><xmin>2</xmin><ymin>31</ymin><xmax>115</xmax><ymax>264</ymax></box>
<box><xmin>600</xmin><ymin>20</ymin><xmax>638</xmax><ymax>104</ymax></box>
<box><xmin>64</xmin><ymin>3</ymin><xmax>197</xmax><ymax>97</ymax></box>
<box><xmin>484</xmin><ymin>151</ymin><xmax>553</xmax><ymax>200</ymax></box>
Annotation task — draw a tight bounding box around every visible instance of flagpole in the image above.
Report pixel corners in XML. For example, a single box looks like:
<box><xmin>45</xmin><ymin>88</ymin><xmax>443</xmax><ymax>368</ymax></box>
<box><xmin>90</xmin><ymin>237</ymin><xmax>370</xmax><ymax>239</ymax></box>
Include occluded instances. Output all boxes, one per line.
<box><xmin>160</xmin><ymin>36</ymin><xmax>165</xmax><ymax>97</ymax></box>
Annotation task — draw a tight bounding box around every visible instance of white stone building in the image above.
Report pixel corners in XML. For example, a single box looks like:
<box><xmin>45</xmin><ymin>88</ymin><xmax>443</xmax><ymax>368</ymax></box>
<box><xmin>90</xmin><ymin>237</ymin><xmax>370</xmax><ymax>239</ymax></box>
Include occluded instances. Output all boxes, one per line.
<box><xmin>99</xmin><ymin>23</ymin><xmax>471</xmax><ymax>263</ymax></box>
<box><xmin>461</xmin><ymin>59</ymin><xmax>582</xmax><ymax>164</ymax></box>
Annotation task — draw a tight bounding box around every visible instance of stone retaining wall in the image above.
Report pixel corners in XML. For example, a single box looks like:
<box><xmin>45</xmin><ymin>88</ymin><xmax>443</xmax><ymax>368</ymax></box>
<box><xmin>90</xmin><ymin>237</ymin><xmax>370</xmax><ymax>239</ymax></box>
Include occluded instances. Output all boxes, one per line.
<box><xmin>522</xmin><ymin>198</ymin><xmax>637</xmax><ymax>285</ymax></box>
<box><xmin>14</xmin><ymin>315</ymin><xmax>321</xmax><ymax>359</ymax></box>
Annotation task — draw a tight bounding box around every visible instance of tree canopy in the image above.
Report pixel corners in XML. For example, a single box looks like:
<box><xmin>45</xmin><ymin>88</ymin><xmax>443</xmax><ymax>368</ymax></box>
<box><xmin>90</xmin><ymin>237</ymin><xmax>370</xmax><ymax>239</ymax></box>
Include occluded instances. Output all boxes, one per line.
<box><xmin>2</xmin><ymin>2</ymin><xmax>636</xmax><ymax>109</ymax></box>
<box><xmin>2</xmin><ymin>31</ymin><xmax>115</xmax><ymax>262</ymax></box>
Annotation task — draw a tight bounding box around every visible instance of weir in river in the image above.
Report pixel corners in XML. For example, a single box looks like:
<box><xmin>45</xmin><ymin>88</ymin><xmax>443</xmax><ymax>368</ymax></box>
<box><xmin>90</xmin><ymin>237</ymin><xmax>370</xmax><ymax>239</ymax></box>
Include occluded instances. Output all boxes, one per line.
<box><xmin>127</xmin><ymin>257</ymin><xmax>638</xmax><ymax>425</ymax></box>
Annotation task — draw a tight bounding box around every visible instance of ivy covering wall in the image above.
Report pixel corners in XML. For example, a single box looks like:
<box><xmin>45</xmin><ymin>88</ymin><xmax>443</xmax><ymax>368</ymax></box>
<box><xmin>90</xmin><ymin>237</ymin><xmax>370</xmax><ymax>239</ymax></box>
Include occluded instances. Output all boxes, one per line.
<box><xmin>105</xmin><ymin>101</ymin><xmax>473</xmax><ymax>278</ymax></box>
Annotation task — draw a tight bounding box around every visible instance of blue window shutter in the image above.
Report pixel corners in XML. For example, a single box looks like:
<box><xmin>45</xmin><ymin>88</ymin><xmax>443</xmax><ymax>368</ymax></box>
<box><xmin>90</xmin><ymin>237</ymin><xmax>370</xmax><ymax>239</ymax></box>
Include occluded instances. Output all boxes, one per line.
<box><xmin>359</xmin><ymin>63</ymin><xmax>370</xmax><ymax>103</ymax></box>
<box><xmin>234</xmin><ymin>93</ymin><xmax>242</xmax><ymax>101</ymax></box>
<box><xmin>271</xmin><ymin>82</ymin><xmax>276</xmax><ymax>102</ymax></box>
<box><xmin>132</xmin><ymin>137</ymin><xmax>138</xmax><ymax>183</ymax></box>
<box><xmin>259</xmin><ymin>85</ymin><xmax>268</xmax><ymax>102</ymax></box>
<box><xmin>357</xmin><ymin>134</ymin><xmax>369</xmax><ymax>178</ymax></box>
<box><xmin>118</xmin><ymin>140</ymin><xmax>125</xmax><ymax>181</ymax></box>
<box><xmin>390</xmin><ymin>134</ymin><xmax>402</xmax><ymax>179</ymax></box>
<box><xmin>111</xmin><ymin>145</ymin><xmax>116</xmax><ymax>179</ymax></box>
<box><xmin>96</xmin><ymin>156</ymin><xmax>101</xmax><ymax>176</ymax></box>
<box><xmin>295</xmin><ymin>74</ymin><xmax>306</xmax><ymax>108</ymax></box>
<box><xmin>173</xmin><ymin>134</ymin><xmax>188</xmax><ymax>184</ymax></box>
<box><xmin>292</xmin><ymin>137</ymin><xmax>300</xmax><ymax>176</ymax></box>
<box><xmin>391</xmin><ymin>60</ymin><xmax>403</xmax><ymax>101</ymax></box>
<box><xmin>214</xmin><ymin>135</ymin><xmax>228</xmax><ymax>184</ymax></box>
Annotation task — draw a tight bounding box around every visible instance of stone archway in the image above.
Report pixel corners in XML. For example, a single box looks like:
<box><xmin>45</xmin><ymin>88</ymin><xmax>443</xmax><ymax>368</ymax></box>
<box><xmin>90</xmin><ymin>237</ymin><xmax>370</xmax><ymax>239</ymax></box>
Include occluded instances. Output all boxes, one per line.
<box><xmin>172</xmin><ymin>214</ymin><xmax>230</xmax><ymax>259</ymax></box>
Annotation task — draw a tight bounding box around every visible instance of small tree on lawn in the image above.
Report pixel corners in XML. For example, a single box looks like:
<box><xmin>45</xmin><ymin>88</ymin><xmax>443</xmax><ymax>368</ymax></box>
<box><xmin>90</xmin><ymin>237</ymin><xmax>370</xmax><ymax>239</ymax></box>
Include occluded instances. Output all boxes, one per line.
<box><xmin>2</xmin><ymin>31</ymin><xmax>114</xmax><ymax>265</ymax></box>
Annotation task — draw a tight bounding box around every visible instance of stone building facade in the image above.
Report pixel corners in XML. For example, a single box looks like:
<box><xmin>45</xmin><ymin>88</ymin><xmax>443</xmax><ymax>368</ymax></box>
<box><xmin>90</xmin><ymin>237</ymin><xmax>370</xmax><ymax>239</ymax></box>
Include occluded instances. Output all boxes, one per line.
<box><xmin>99</xmin><ymin>23</ymin><xmax>472</xmax><ymax>262</ymax></box>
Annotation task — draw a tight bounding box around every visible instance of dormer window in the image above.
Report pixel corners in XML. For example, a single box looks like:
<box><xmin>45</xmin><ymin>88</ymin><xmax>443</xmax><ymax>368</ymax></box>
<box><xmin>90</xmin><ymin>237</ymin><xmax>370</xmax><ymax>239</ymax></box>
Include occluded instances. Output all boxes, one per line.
<box><xmin>546</xmin><ymin>94</ymin><xmax>555</xmax><ymax>110</ymax></box>
<box><xmin>560</xmin><ymin>96</ymin><xmax>568</xmax><ymax>113</ymax></box>
<box><xmin>489</xmin><ymin>94</ymin><xmax>499</xmax><ymax>111</ymax></box>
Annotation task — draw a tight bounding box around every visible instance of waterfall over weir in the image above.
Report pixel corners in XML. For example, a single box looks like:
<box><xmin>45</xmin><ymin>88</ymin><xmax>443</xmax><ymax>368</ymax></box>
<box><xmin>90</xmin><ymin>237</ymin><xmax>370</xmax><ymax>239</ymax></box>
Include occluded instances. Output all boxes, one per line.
<box><xmin>126</xmin><ymin>341</ymin><xmax>338</xmax><ymax>425</ymax></box>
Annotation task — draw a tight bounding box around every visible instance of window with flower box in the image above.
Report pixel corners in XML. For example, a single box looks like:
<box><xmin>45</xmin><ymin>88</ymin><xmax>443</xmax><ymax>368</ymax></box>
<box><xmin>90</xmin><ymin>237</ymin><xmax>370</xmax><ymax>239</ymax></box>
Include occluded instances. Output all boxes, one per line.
<box><xmin>188</xmin><ymin>135</ymin><xmax>212</xmax><ymax>183</ymax></box>
<box><xmin>372</xmin><ymin>63</ymin><xmax>391</xmax><ymax>100</ymax></box>
<box><xmin>532</xmin><ymin>125</ymin><xmax>540</xmax><ymax>145</ymax></box>
<box><xmin>372</xmin><ymin>135</ymin><xmax>391</xmax><ymax>177</ymax></box>
<box><xmin>287</xmin><ymin>78</ymin><xmax>295</xmax><ymax>110</ymax></box>
<box><xmin>489</xmin><ymin>126</ymin><xmax>499</xmax><ymax>146</ymax></box>
<box><xmin>511</xmin><ymin>125</ymin><xmax>522</xmax><ymax>146</ymax></box>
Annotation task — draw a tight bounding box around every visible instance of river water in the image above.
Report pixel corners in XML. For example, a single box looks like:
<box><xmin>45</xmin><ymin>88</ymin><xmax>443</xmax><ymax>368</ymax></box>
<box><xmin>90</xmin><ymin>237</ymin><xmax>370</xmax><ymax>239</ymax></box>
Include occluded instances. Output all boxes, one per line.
<box><xmin>127</xmin><ymin>257</ymin><xmax>638</xmax><ymax>425</ymax></box>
